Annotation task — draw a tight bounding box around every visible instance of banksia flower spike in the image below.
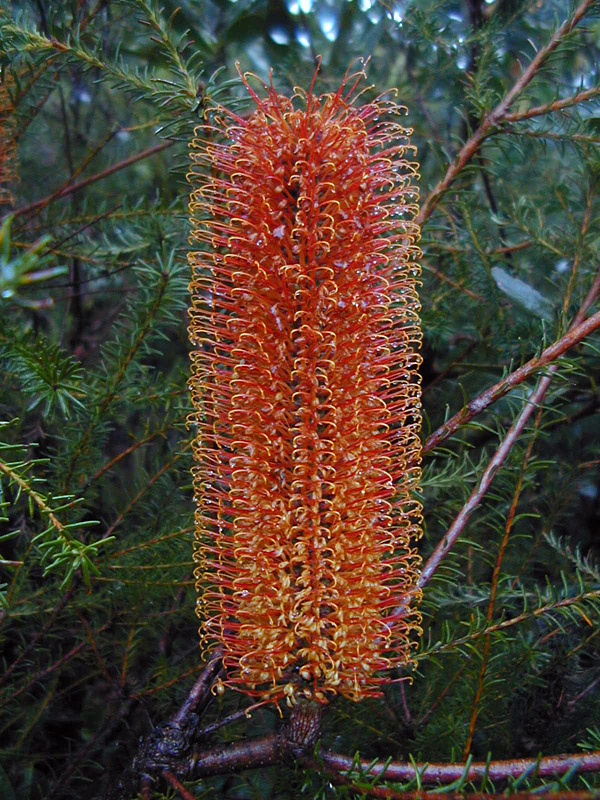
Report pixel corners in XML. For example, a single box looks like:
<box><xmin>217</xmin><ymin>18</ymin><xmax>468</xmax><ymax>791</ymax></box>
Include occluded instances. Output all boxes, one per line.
<box><xmin>188</xmin><ymin>62</ymin><xmax>423</xmax><ymax>707</ymax></box>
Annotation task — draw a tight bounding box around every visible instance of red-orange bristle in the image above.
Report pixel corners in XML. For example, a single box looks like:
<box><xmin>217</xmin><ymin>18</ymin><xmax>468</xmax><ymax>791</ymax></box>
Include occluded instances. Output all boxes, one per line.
<box><xmin>188</xmin><ymin>64</ymin><xmax>423</xmax><ymax>706</ymax></box>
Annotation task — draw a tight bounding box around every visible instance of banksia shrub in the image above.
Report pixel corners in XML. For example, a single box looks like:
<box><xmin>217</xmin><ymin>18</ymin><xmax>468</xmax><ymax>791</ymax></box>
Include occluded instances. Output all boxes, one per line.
<box><xmin>188</xmin><ymin>64</ymin><xmax>423</xmax><ymax>706</ymax></box>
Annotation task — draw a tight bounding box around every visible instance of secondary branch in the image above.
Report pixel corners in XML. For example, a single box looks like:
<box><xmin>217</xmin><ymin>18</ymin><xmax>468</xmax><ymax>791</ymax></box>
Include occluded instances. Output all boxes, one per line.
<box><xmin>416</xmin><ymin>0</ymin><xmax>596</xmax><ymax>225</ymax></box>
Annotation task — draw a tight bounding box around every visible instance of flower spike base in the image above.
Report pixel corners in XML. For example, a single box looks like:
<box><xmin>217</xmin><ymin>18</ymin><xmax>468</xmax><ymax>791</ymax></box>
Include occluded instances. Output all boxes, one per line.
<box><xmin>188</xmin><ymin>63</ymin><xmax>423</xmax><ymax>706</ymax></box>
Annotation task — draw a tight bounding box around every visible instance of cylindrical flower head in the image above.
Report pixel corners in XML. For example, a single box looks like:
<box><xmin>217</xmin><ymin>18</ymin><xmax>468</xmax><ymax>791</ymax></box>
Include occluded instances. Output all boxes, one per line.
<box><xmin>188</xmin><ymin>63</ymin><xmax>423</xmax><ymax>706</ymax></box>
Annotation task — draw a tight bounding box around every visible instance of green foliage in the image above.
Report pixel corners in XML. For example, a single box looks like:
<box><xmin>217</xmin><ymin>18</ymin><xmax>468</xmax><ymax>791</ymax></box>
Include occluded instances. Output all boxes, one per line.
<box><xmin>0</xmin><ymin>421</ymin><xmax>113</xmax><ymax>591</ymax></box>
<box><xmin>1</xmin><ymin>0</ymin><xmax>600</xmax><ymax>799</ymax></box>
<box><xmin>0</xmin><ymin>215</ymin><xmax>64</xmax><ymax>307</ymax></box>
<box><xmin>2</xmin><ymin>334</ymin><xmax>85</xmax><ymax>416</ymax></box>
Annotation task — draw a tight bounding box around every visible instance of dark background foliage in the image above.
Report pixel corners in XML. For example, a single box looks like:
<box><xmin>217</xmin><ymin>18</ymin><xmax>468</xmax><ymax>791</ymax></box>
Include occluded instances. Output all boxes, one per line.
<box><xmin>1</xmin><ymin>0</ymin><xmax>600</xmax><ymax>798</ymax></box>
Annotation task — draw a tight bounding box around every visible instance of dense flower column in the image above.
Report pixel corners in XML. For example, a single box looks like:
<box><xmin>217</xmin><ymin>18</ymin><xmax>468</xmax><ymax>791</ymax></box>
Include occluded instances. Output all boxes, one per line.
<box><xmin>188</xmin><ymin>65</ymin><xmax>423</xmax><ymax>706</ymax></box>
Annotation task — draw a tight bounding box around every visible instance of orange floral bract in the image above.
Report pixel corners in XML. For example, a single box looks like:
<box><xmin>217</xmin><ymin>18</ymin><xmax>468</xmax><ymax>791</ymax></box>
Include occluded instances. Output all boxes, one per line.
<box><xmin>188</xmin><ymin>64</ymin><xmax>423</xmax><ymax>705</ymax></box>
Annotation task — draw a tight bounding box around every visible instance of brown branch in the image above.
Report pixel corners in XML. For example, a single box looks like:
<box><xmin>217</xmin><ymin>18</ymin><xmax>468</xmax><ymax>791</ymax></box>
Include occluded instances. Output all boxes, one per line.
<box><xmin>416</xmin><ymin>0</ymin><xmax>596</xmax><ymax>225</ymax></box>
<box><xmin>188</xmin><ymin>703</ymin><xmax>323</xmax><ymax>777</ymax></box>
<box><xmin>108</xmin><ymin>526</ymin><xmax>193</xmax><ymax>560</ymax></box>
<box><xmin>130</xmin><ymin>663</ymin><xmax>213</xmax><ymax>699</ymax></box>
<box><xmin>303</xmin><ymin>753</ymin><xmax>600</xmax><ymax>799</ymax></box>
<box><xmin>421</xmin><ymin>214</ymin><xmax>600</xmax><ymax>587</ymax></box>
<box><xmin>171</xmin><ymin>650</ymin><xmax>223</xmax><ymax>726</ymax></box>
<box><xmin>420</xmin><ymin>256</ymin><xmax>600</xmax><ymax>587</ymax></box>
<box><xmin>499</xmin><ymin>129</ymin><xmax>600</xmax><ymax>145</ymax></box>
<box><xmin>162</xmin><ymin>770</ymin><xmax>196</xmax><ymax>800</ymax></box>
<box><xmin>103</xmin><ymin>652</ymin><xmax>224</xmax><ymax>800</ymax></box>
<box><xmin>43</xmin><ymin>203</ymin><xmax>120</xmax><ymax>254</ymax></box>
<box><xmin>423</xmin><ymin>306</ymin><xmax>600</xmax><ymax>455</ymax></box>
<box><xmin>9</xmin><ymin>621</ymin><xmax>110</xmax><ymax>702</ymax></box>
<box><xmin>424</xmin><ymin>239</ymin><xmax>533</xmax><ymax>256</ymax></box>
<box><xmin>0</xmin><ymin>585</ymin><xmax>75</xmax><ymax>687</ymax></box>
<box><xmin>103</xmin><ymin>669</ymin><xmax>600</xmax><ymax>797</ymax></box>
<box><xmin>104</xmin><ymin>442</ymin><xmax>190</xmax><ymax>538</ymax></box>
<box><xmin>132</xmin><ymin>736</ymin><xmax>600</xmax><ymax>789</ymax></box>
<box><xmin>503</xmin><ymin>84</ymin><xmax>600</xmax><ymax>123</ymax></box>
<box><xmin>197</xmin><ymin>708</ymin><xmax>255</xmax><ymax>738</ymax></box>
<box><xmin>422</xmin><ymin>260</ymin><xmax>485</xmax><ymax>302</ymax></box>
<box><xmin>121</xmin><ymin>628</ymin><xmax>135</xmax><ymax>687</ymax></box>
<box><xmin>126</xmin><ymin>699</ymin><xmax>599</xmax><ymax>789</ymax></box>
<box><xmin>417</xmin><ymin>662</ymin><xmax>468</xmax><ymax>727</ymax></box>
<box><xmin>14</xmin><ymin>86</ymin><xmax>53</xmax><ymax>141</ymax></box>
<box><xmin>419</xmin><ymin>369</ymin><xmax>554</xmax><ymax>588</ymax></box>
<box><xmin>188</xmin><ymin>733</ymin><xmax>286</xmax><ymax>777</ymax></box>
<box><xmin>85</xmin><ymin>428</ymin><xmax>169</xmax><ymax>488</ymax></box>
<box><xmin>105</xmin><ymin>693</ymin><xmax>323</xmax><ymax>798</ymax></box>
<box><xmin>492</xmin><ymin>240</ymin><xmax>533</xmax><ymax>255</ymax></box>
<box><xmin>573</xmin><ymin>267</ymin><xmax>600</xmax><ymax>326</ymax></box>
<box><xmin>62</xmin><ymin>269</ymin><xmax>169</xmax><ymax>490</ymax></box>
<box><xmin>417</xmin><ymin>588</ymin><xmax>600</xmax><ymax>660</ymax></box>
<box><xmin>78</xmin><ymin>611</ymin><xmax>114</xmax><ymax>686</ymax></box>
<box><xmin>9</xmin><ymin>140</ymin><xmax>174</xmax><ymax>220</ymax></box>
<box><xmin>317</xmin><ymin>749</ymin><xmax>600</xmax><ymax>786</ymax></box>
<box><xmin>562</xmin><ymin>190</ymin><xmax>593</xmax><ymax>318</ymax></box>
<box><xmin>463</xmin><ymin>412</ymin><xmax>540</xmax><ymax>757</ymax></box>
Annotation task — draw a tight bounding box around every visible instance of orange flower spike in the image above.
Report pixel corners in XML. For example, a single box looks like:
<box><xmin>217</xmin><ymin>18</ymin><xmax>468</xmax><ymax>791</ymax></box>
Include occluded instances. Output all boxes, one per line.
<box><xmin>188</xmin><ymin>62</ymin><xmax>423</xmax><ymax>706</ymax></box>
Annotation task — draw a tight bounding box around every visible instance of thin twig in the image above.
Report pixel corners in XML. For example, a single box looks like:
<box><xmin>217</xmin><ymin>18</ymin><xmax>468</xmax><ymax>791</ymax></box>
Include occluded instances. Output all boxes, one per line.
<box><xmin>420</xmin><ymin>370</ymin><xmax>554</xmax><ymax>589</ymax></box>
<box><xmin>171</xmin><ymin>650</ymin><xmax>224</xmax><ymax>726</ymax></box>
<box><xmin>9</xmin><ymin>140</ymin><xmax>174</xmax><ymax>220</ymax></box>
<box><xmin>422</xmin><ymin>260</ymin><xmax>485</xmax><ymax>301</ymax></box>
<box><xmin>417</xmin><ymin>588</ymin><xmax>600</xmax><ymax>660</ymax></box>
<box><xmin>85</xmin><ymin>427</ymin><xmax>170</xmax><ymax>489</ymax></box>
<box><xmin>462</xmin><ymin>413</ymin><xmax>540</xmax><ymax>757</ymax></box>
<box><xmin>44</xmin><ymin>204</ymin><xmax>121</xmax><ymax>254</ymax></box>
<box><xmin>503</xmin><ymin>84</ymin><xmax>600</xmax><ymax>123</ymax></box>
<box><xmin>0</xmin><ymin>585</ymin><xmax>74</xmax><ymax>687</ymax></box>
<box><xmin>416</xmin><ymin>0</ymin><xmax>596</xmax><ymax>225</ymax></box>
<box><xmin>9</xmin><ymin>620</ymin><xmax>111</xmax><ymax>702</ymax></box>
<box><xmin>197</xmin><ymin>707</ymin><xmax>256</xmax><ymax>738</ymax></box>
<box><xmin>104</xmin><ymin>442</ymin><xmax>190</xmax><ymax>539</ymax></box>
<box><xmin>62</xmin><ymin>269</ymin><xmax>169</xmax><ymax>489</ymax></box>
<box><xmin>162</xmin><ymin>770</ymin><xmax>196</xmax><ymax>800</ymax></box>
<box><xmin>421</xmin><ymin>254</ymin><xmax>600</xmax><ymax>587</ymax></box>
<box><xmin>423</xmin><ymin>306</ymin><xmax>600</xmax><ymax>455</ymax></box>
